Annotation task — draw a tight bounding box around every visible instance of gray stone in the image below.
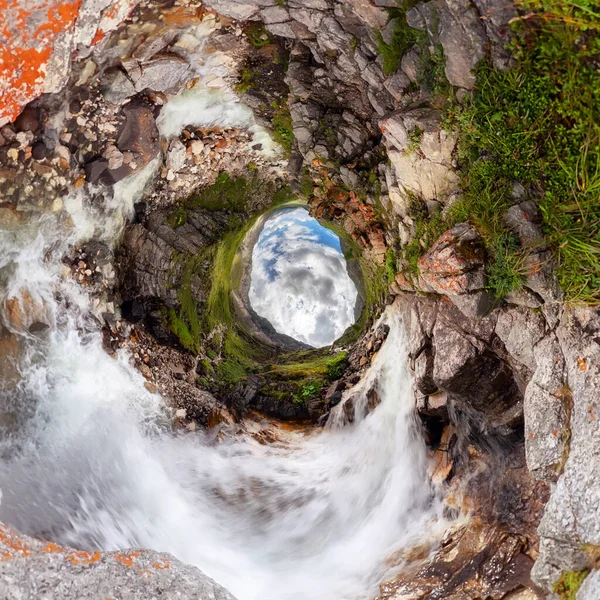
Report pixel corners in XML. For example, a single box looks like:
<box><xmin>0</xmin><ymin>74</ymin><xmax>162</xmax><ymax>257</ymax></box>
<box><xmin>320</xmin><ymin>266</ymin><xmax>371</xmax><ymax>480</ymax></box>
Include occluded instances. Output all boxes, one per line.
<box><xmin>432</xmin><ymin>322</ymin><xmax>477</xmax><ymax>388</ymax></box>
<box><xmin>532</xmin><ymin>306</ymin><xmax>600</xmax><ymax>592</ymax></box>
<box><xmin>204</xmin><ymin>0</ymin><xmax>262</xmax><ymax>20</ymax></box>
<box><xmin>166</xmin><ymin>139</ymin><xmax>187</xmax><ymax>172</ymax></box>
<box><xmin>401</xmin><ymin>44</ymin><xmax>422</xmax><ymax>82</ymax></box>
<box><xmin>381</xmin><ymin>108</ymin><xmax>459</xmax><ymax>202</ymax></box>
<box><xmin>577</xmin><ymin>569</ymin><xmax>600</xmax><ymax>599</ymax></box>
<box><xmin>260</xmin><ymin>6</ymin><xmax>290</xmax><ymax>23</ymax></box>
<box><xmin>504</xmin><ymin>201</ymin><xmax>544</xmax><ymax>245</ymax></box>
<box><xmin>0</xmin><ymin>521</ymin><xmax>237</xmax><ymax>600</ymax></box>
<box><xmin>495</xmin><ymin>306</ymin><xmax>546</xmax><ymax>371</ymax></box>
<box><xmin>122</xmin><ymin>53</ymin><xmax>190</xmax><ymax>94</ymax></box>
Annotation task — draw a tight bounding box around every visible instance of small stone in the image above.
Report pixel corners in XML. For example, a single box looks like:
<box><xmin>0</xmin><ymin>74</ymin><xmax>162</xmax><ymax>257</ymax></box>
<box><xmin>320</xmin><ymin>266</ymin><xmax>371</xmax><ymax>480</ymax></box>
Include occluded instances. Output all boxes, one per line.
<box><xmin>175</xmin><ymin>408</ymin><xmax>187</xmax><ymax>419</ymax></box>
<box><xmin>7</xmin><ymin>148</ymin><xmax>18</xmax><ymax>161</ymax></box>
<box><xmin>15</xmin><ymin>107</ymin><xmax>39</xmax><ymax>132</ymax></box>
<box><xmin>190</xmin><ymin>140</ymin><xmax>204</xmax><ymax>155</ymax></box>
<box><xmin>31</xmin><ymin>141</ymin><xmax>48</xmax><ymax>160</ymax></box>
<box><xmin>144</xmin><ymin>382</ymin><xmax>157</xmax><ymax>394</ymax></box>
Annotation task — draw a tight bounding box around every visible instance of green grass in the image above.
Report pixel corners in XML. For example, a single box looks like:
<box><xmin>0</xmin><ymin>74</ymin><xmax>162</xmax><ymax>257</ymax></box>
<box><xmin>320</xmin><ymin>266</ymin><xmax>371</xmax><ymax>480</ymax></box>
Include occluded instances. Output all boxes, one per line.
<box><xmin>375</xmin><ymin>3</ymin><xmax>423</xmax><ymax>76</ymax></box>
<box><xmin>271</xmin><ymin>100</ymin><xmax>293</xmax><ymax>157</ymax></box>
<box><xmin>326</xmin><ymin>351</ymin><xmax>348</xmax><ymax>380</ymax></box>
<box><xmin>407</xmin><ymin>2</ymin><xmax>600</xmax><ymax>301</ymax></box>
<box><xmin>406</xmin><ymin>126</ymin><xmax>424</xmax><ymax>154</ymax></box>
<box><xmin>553</xmin><ymin>569</ymin><xmax>589</xmax><ymax>600</ymax></box>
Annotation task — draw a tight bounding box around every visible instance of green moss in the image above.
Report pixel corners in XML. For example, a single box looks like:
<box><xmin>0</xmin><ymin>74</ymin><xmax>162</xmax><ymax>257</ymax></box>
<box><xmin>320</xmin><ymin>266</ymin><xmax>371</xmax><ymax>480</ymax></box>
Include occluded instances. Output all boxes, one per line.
<box><xmin>553</xmin><ymin>570</ymin><xmax>589</xmax><ymax>599</ymax></box>
<box><xmin>417</xmin><ymin>44</ymin><xmax>451</xmax><ymax>100</ymax></box>
<box><xmin>244</xmin><ymin>23</ymin><xmax>272</xmax><ymax>48</ymax></box>
<box><xmin>167</xmin><ymin>206</ymin><xmax>187</xmax><ymax>229</ymax></box>
<box><xmin>235</xmin><ymin>67</ymin><xmax>259</xmax><ymax>93</ymax></box>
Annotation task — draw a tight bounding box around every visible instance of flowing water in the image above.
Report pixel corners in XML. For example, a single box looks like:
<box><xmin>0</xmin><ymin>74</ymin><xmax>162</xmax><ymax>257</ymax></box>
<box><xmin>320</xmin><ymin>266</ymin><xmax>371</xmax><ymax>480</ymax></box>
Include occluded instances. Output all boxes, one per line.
<box><xmin>0</xmin><ymin>24</ymin><xmax>445</xmax><ymax>598</ymax></box>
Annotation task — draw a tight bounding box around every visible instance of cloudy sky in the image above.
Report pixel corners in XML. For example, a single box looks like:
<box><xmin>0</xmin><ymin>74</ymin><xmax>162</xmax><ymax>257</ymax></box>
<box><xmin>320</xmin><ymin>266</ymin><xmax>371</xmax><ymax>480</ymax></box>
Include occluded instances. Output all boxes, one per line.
<box><xmin>249</xmin><ymin>207</ymin><xmax>358</xmax><ymax>348</ymax></box>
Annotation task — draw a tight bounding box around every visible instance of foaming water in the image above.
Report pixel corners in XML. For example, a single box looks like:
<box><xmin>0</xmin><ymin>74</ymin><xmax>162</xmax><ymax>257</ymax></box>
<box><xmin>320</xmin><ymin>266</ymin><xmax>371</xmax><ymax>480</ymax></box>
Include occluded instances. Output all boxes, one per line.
<box><xmin>0</xmin><ymin>175</ymin><xmax>445</xmax><ymax>600</ymax></box>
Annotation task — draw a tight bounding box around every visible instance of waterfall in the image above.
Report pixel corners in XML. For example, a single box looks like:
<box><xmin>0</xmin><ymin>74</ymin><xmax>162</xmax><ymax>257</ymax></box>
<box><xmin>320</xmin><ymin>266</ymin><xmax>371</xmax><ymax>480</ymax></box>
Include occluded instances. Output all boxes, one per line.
<box><xmin>0</xmin><ymin>131</ymin><xmax>445</xmax><ymax>600</ymax></box>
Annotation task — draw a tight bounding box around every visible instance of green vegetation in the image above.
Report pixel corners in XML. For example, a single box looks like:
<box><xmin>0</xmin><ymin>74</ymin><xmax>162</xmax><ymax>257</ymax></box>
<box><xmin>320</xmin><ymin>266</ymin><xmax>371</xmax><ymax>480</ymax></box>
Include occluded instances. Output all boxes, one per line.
<box><xmin>375</xmin><ymin>5</ymin><xmax>421</xmax><ymax>76</ymax></box>
<box><xmin>417</xmin><ymin>44</ymin><xmax>451</xmax><ymax>101</ymax></box>
<box><xmin>235</xmin><ymin>67</ymin><xmax>259</xmax><ymax>93</ymax></box>
<box><xmin>406</xmin><ymin>126</ymin><xmax>424</xmax><ymax>154</ymax></box>
<box><xmin>244</xmin><ymin>23</ymin><xmax>272</xmax><ymax>48</ymax></box>
<box><xmin>450</xmin><ymin>4</ymin><xmax>600</xmax><ymax>301</ymax></box>
<box><xmin>326</xmin><ymin>351</ymin><xmax>348</xmax><ymax>380</ymax></box>
<box><xmin>385</xmin><ymin>248</ymin><xmax>397</xmax><ymax>283</ymax></box>
<box><xmin>164</xmin><ymin>173</ymin><xmax>296</xmax><ymax>383</ymax></box>
<box><xmin>294</xmin><ymin>379</ymin><xmax>324</xmax><ymax>404</ymax></box>
<box><xmin>553</xmin><ymin>569</ymin><xmax>589</xmax><ymax>600</ymax></box>
<box><xmin>271</xmin><ymin>99</ymin><xmax>293</xmax><ymax>156</ymax></box>
<box><xmin>400</xmin><ymin>1</ymin><xmax>600</xmax><ymax>301</ymax></box>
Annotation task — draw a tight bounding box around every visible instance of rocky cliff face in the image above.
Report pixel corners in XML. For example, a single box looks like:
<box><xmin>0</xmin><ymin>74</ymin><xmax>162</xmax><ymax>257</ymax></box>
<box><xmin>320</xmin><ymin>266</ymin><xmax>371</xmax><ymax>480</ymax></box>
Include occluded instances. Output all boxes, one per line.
<box><xmin>1</xmin><ymin>0</ymin><xmax>600</xmax><ymax>599</ymax></box>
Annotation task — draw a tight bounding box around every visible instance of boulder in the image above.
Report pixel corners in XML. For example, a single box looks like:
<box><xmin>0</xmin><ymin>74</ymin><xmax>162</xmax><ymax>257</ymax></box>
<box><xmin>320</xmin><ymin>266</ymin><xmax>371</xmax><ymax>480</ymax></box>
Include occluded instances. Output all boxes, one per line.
<box><xmin>532</xmin><ymin>306</ymin><xmax>600</xmax><ymax>592</ymax></box>
<box><xmin>121</xmin><ymin>53</ymin><xmax>191</xmax><ymax>94</ymax></box>
<box><xmin>381</xmin><ymin>108</ymin><xmax>459</xmax><ymax>203</ymax></box>
<box><xmin>0</xmin><ymin>521</ymin><xmax>237</xmax><ymax>600</ymax></box>
<box><xmin>417</xmin><ymin>223</ymin><xmax>492</xmax><ymax>318</ymax></box>
<box><xmin>116</xmin><ymin>100</ymin><xmax>160</xmax><ymax>171</ymax></box>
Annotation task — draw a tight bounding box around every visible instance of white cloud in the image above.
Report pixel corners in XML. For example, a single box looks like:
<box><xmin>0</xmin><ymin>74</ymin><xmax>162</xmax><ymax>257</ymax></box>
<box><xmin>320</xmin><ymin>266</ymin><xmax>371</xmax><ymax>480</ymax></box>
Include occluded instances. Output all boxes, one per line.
<box><xmin>249</xmin><ymin>208</ymin><xmax>358</xmax><ymax>347</ymax></box>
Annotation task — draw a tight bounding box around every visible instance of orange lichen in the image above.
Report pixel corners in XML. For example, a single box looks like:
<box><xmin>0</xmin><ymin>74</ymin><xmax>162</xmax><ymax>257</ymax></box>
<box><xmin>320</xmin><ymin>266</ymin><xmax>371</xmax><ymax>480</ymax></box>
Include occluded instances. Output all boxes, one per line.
<box><xmin>152</xmin><ymin>558</ymin><xmax>171</xmax><ymax>570</ymax></box>
<box><xmin>0</xmin><ymin>524</ymin><xmax>32</xmax><ymax>561</ymax></box>
<box><xmin>91</xmin><ymin>28</ymin><xmax>105</xmax><ymax>45</ymax></box>
<box><xmin>0</xmin><ymin>0</ymin><xmax>82</xmax><ymax>123</ymax></box>
<box><xmin>114</xmin><ymin>551</ymin><xmax>140</xmax><ymax>567</ymax></box>
<box><xmin>67</xmin><ymin>550</ymin><xmax>102</xmax><ymax>565</ymax></box>
<box><xmin>578</xmin><ymin>358</ymin><xmax>587</xmax><ymax>371</ymax></box>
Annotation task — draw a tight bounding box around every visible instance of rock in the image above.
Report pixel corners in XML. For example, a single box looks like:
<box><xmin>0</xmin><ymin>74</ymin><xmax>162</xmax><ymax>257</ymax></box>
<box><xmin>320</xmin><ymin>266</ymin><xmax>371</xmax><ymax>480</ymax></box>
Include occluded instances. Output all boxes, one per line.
<box><xmin>166</xmin><ymin>139</ymin><xmax>187</xmax><ymax>172</ymax></box>
<box><xmin>204</xmin><ymin>0</ymin><xmax>261</xmax><ymax>20</ymax></box>
<box><xmin>532</xmin><ymin>306</ymin><xmax>600</xmax><ymax>593</ymax></box>
<box><xmin>504</xmin><ymin>201</ymin><xmax>544</xmax><ymax>245</ymax></box>
<box><xmin>190</xmin><ymin>140</ymin><xmax>204</xmax><ymax>155</ymax></box>
<box><xmin>0</xmin><ymin>521</ymin><xmax>238</xmax><ymax>600</ymax></box>
<box><xmin>577</xmin><ymin>569</ymin><xmax>600</xmax><ymax>599</ymax></box>
<box><xmin>325</xmin><ymin>380</ymin><xmax>344</xmax><ymax>406</ymax></box>
<box><xmin>14</xmin><ymin>106</ymin><xmax>40</xmax><ymax>132</ymax></box>
<box><xmin>121</xmin><ymin>299</ymin><xmax>145</xmax><ymax>323</ymax></box>
<box><xmin>381</xmin><ymin>108</ymin><xmax>459</xmax><ymax>203</ymax></box>
<box><xmin>31</xmin><ymin>141</ymin><xmax>48</xmax><ymax>160</ymax></box>
<box><xmin>495</xmin><ymin>306</ymin><xmax>547</xmax><ymax>372</ymax></box>
<box><xmin>103</xmin><ymin>144</ymin><xmax>124</xmax><ymax>170</ymax></box>
<box><xmin>122</xmin><ymin>53</ymin><xmax>191</xmax><ymax>94</ymax></box>
<box><xmin>400</xmin><ymin>44</ymin><xmax>421</xmax><ymax>82</ymax></box>
<box><xmin>84</xmin><ymin>156</ymin><xmax>109</xmax><ymax>183</ymax></box>
<box><xmin>417</xmin><ymin>223</ymin><xmax>491</xmax><ymax>318</ymax></box>
<box><xmin>117</xmin><ymin>100</ymin><xmax>160</xmax><ymax>169</ymax></box>
<box><xmin>408</xmin><ymin>0</ymin><xmax>487</xmax><ymax>89</ymax></box>
<box><xmin>101</xmin><ymin>68</ymin><xmax>137</xmax><ymax>104</ymax></box>
<box><xmin>3</xmin><ymin>289</ymin><xmax>50</xmax><ymax>333</ymax></box>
